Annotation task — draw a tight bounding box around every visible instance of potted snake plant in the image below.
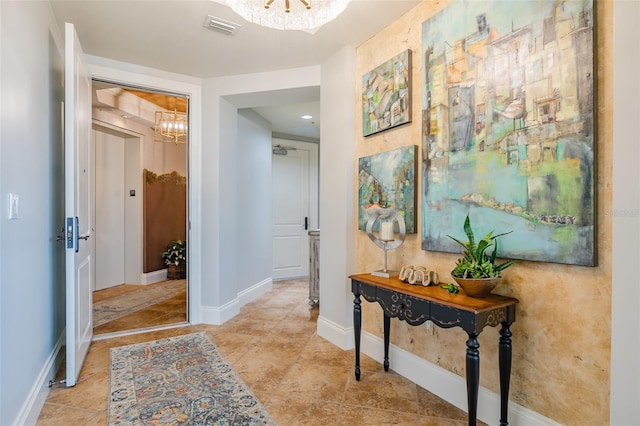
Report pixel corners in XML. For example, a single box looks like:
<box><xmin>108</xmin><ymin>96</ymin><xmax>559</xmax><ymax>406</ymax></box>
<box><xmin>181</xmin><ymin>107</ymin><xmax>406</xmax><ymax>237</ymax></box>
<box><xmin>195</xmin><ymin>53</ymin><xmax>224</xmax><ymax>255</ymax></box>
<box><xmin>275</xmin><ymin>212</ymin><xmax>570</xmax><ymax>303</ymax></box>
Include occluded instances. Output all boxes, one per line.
<box><xmin>446</xmin><ymin>215</ymin><xmax>516</xmax><ymax>297</ymax></box>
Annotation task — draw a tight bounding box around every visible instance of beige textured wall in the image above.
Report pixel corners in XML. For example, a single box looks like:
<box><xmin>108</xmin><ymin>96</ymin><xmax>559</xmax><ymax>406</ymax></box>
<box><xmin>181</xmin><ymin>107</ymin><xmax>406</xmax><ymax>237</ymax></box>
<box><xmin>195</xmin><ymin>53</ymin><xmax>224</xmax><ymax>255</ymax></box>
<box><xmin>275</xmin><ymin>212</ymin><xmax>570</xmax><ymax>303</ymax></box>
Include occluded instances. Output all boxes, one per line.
<box><xmin>354</xmin><ymin>1</ymin><xmax>612</xmax><ymax>424</ymax></box>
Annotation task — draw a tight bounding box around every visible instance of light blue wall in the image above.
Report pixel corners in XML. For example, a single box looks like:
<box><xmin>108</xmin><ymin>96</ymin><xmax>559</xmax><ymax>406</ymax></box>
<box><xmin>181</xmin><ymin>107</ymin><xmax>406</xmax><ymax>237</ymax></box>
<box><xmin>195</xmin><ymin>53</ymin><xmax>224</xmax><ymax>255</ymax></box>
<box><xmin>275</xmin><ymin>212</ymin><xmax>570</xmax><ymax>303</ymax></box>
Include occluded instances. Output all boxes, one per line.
<box><xmin>318</xmin><ymin>45</ymin><xmax>357</xmax><ymax>345</ymax></box>
<box><xmin>218</xmin><ymin>97</ymin><xmax>240</xmax><ymax>305</ymax></box>
<box><xmin>236</xmin><ymin>109</ymin><xmax>272</xmax><ymax>292</ymax></box>
<box><xmin>0</xmin><ymin>1</ymin><xmax>66</xmax><ymax>424</ymax></box>
<box><xmin>200</xmin><ymin>67</ymin><xmax>320</xmax><ymax>310</ymax></box>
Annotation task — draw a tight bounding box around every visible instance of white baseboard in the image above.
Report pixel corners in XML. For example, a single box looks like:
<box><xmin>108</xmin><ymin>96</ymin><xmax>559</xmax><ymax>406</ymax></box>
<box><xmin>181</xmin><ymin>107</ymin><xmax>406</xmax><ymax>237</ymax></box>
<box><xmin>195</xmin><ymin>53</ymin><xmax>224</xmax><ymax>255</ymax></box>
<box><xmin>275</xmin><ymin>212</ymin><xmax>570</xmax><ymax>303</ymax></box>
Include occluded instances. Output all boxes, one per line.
<box><xmin>14</xmin><ymin>332</ymin><xmax>65</xmax><ymax>426</ymax></box>
<box><xmin>238</xmin><ymin>278</ymin><xmax>272</xmax><ymax>306</ymax></box>
<box><xmin>272</xmin><ymin>275</ymin><xmax>308</xmax><ymax>281</ymax></box>
<box><xmin>316</xmin><ymin>319</ymin><xmax>559</xmax><ymax>426</ymax></box>
<box><xmin>201</xmin><ymin>298</ymin><xmax>240</xmax><ymax>325</ymax></box>
<box><xmin>316</xmin><ymin>315</ymin><xmax>354</xmax><ymax>350</ymax></box>
<box><xmin>201</xmin><ymin>278</ymin><xmax>272</xmax><ymax>325</ymax></box>
<box><xmin>141</xmin><ymin>269</ymin><xmax>167</xmax><ymax>285</ymax></box>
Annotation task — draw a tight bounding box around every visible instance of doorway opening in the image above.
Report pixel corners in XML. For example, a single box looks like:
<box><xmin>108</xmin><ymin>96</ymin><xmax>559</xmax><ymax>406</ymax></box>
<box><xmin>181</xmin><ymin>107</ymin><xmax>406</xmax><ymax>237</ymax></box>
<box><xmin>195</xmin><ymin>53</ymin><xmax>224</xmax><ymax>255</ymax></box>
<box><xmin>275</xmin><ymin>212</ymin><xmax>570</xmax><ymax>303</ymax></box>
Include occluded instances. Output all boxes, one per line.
<box><xmin>90</xmin><ymin>79</ymin><xmax>189</xmax><ymax>336</ymax></box>
<box><xmin>271</xmin><ymin>138</ymin><xmax>319</xmax><ymax>281</ymax></box>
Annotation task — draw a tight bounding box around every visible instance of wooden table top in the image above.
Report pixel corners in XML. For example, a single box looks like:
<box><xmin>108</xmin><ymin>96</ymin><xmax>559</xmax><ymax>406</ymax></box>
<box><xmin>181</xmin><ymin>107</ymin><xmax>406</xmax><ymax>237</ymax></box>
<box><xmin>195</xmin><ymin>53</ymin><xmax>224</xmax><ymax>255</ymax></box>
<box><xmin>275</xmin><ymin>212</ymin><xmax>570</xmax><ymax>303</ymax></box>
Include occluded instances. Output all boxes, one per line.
<box><xmin>350</xmin><ymin>273</ymin><xmax>519</xmax><ymax>314</ymax></box>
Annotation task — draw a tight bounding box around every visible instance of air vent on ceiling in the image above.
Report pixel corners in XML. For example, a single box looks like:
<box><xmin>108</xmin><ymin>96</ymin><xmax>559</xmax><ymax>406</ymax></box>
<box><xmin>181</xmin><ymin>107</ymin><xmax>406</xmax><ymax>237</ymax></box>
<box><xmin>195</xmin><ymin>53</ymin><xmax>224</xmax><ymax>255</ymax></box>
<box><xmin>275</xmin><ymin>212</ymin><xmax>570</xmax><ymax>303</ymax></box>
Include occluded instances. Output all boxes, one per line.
<box><xmin>203</xmin><ymin>15</ymin><xmax>241</xmax><ymax>36</ymax></box>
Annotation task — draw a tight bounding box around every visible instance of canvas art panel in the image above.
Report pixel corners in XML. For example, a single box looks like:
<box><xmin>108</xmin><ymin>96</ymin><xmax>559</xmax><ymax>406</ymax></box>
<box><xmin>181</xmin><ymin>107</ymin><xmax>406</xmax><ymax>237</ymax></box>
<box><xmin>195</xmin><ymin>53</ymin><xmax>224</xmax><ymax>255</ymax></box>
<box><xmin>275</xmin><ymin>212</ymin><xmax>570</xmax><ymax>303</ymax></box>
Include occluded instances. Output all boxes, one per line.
<box><xmin>362</xmin><ymin>50</ymin><xmax>412</xmax><ymax>136</ymax></box>
<box><xmin>359</xmin><ymin>146</ymin><xmax>417</xmax><ymax>234</ymax></box>
<box><xmin>421</xmin><ymin>0</ymin><xmax>595</xmax><ymax>266</ymax></box>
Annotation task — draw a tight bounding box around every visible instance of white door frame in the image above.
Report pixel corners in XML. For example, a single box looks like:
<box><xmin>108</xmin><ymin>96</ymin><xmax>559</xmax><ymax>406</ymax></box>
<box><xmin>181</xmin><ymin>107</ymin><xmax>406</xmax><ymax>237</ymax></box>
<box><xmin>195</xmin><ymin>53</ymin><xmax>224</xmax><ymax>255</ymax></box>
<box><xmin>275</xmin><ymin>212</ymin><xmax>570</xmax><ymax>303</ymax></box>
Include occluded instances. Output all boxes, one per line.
<box><xmin>88</xmin><ymin>63</ymin><xmax>203</xmax><ymax>324</ymax></box>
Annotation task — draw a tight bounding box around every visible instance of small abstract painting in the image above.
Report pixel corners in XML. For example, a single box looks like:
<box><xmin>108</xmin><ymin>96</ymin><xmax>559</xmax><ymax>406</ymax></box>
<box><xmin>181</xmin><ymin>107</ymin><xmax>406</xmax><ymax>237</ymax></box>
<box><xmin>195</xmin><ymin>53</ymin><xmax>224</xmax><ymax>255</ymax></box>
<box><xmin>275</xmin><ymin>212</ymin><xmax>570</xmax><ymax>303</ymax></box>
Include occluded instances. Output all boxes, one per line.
<box><xmin>362</xmin><ymin>50</ymin><xmax>412</xmax><ymax>136</ymax></box>
<box><xmin>359</xmin><ymin>146</ymin><xmax>417</xmax><ymax>233</ymax></box>
<box><xmin>421</xmin><ymin>0</ymin><xmax>595</xmax><ymax>266</ymax></box>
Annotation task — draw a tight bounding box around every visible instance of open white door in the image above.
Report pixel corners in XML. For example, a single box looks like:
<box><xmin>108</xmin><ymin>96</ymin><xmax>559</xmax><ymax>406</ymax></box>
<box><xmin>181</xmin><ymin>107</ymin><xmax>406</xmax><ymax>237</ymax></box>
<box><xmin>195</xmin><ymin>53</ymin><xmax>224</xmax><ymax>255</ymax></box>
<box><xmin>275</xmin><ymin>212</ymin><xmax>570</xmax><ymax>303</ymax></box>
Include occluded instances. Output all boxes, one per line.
<box><xmin>64</xmin><ymin>22</ymin><xmax>93</xmax><ymax>387</ymax></box>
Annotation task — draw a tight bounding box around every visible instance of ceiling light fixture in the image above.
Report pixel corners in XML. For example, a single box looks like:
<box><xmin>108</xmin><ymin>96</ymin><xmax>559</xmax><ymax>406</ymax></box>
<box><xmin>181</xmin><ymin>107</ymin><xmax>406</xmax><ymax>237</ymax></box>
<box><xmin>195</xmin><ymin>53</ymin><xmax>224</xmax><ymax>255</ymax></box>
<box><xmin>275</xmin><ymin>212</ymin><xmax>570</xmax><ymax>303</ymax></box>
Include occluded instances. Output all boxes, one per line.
<box><xmin>301</xmin><ymin>114</ymin><xmax>313</xmax><ymax>119</ymax></box>
<box><xmin>225</xmin><ymin>0</ymin><xmax>351</xmax><ymax>32</ymax></box>
<box><xmin>154</xmin><ymin>110</ymin><xmax>188</xmax><ymax>144</ymax></box>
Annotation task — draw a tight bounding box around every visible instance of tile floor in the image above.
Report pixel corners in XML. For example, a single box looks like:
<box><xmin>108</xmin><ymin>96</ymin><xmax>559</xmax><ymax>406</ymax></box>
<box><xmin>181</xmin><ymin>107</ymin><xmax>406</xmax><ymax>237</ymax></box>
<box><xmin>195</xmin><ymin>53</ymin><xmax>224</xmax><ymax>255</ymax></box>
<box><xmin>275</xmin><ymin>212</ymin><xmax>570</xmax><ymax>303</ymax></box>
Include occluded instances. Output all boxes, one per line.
<box><xmin>37</xmin><ymin>279</ymin><xmax>482</xmax><ymax>425</ymax></box>
<box><xmin>93</xmin><ymin>280</ymin><xmax>187</xmax><ymax>335</ymax></box>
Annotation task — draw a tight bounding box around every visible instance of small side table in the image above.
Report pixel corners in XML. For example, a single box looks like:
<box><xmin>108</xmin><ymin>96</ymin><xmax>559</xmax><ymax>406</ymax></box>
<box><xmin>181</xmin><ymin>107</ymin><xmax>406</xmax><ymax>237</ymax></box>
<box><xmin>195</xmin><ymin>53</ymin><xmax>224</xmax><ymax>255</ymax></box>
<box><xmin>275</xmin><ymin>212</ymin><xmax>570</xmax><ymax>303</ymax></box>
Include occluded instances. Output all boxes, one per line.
<box><xmin>350</xmin><ymin>273</ymin><xmax>518</xmax><ymax>426</ymax></box>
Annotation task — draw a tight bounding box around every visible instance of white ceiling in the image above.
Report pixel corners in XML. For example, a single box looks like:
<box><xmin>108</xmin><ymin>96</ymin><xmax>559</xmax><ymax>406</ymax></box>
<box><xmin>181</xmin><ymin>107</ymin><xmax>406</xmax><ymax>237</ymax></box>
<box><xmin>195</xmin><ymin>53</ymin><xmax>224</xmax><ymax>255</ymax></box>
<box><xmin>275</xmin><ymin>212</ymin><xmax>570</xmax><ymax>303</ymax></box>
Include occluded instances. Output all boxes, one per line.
<box><xmin>50</xmin><ymin>0</ymin><xmax>420</xmax><ymax>140</ymax></box>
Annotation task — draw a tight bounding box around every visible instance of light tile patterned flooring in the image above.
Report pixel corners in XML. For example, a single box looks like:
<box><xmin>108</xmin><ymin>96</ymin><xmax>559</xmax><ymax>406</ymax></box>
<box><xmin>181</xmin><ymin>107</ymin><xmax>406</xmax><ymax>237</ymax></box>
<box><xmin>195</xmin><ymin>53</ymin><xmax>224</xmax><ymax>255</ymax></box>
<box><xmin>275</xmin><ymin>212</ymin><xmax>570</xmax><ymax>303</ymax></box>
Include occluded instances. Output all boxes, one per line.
<box><xmin>37</xmin><ymin>279</ymin><xmax>482</xmax><ymax>425</ymax></box>
<box><xmin>92</xmin><ymin>280</ymin><xmax>187</xmax><ymax>335</ymax></box>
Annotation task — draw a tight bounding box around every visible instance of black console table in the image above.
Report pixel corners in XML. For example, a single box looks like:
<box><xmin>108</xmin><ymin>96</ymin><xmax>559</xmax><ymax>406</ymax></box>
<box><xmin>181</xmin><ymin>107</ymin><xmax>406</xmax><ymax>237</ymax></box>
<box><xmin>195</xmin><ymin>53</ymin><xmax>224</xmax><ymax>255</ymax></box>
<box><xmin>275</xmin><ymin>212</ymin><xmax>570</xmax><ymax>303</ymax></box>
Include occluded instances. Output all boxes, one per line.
<box><xmin>350</xmin><ymin>273</ymin><xmax>518</xmax><ymax>426</ymax></box>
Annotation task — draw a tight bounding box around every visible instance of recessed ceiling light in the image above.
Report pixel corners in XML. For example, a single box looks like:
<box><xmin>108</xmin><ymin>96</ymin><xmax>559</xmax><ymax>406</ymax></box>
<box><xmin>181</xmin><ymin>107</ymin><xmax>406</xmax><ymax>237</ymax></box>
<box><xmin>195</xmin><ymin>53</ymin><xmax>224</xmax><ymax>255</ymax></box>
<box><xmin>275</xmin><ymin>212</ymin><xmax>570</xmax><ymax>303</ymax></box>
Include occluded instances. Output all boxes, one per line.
<box><xmin>301</xmin><ymin>115</ymin><xmax>313</xmax><ymax>120</ymax></box>
<box><xmin>121</xmin><ymin>114</ymin><xmax>132</xmax><ymax>119</ymax></box>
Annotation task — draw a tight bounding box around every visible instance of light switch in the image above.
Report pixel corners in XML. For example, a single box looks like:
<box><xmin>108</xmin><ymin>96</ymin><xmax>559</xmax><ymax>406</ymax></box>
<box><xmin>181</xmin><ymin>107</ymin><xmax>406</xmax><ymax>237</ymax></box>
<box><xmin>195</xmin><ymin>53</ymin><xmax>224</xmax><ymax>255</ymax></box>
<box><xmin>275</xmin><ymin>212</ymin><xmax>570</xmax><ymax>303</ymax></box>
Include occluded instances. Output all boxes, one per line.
<box><xmin>8</xmin><ymin>193</ymin><xmax>19</xmax><ymax>219</ymax></box>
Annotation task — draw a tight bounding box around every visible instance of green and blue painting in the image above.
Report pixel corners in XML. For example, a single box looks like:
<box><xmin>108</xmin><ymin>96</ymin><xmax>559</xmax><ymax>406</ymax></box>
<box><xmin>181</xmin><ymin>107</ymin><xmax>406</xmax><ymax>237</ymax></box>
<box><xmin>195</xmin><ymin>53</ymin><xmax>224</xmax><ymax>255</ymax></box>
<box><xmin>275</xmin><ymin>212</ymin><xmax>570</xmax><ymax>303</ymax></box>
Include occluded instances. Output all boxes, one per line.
<box><xmin>359</xmin><ymin>146</ymin><xmax>417</xmax><ymax>233</ymax></box>
<box><xmin>421</xmin><ymin>0</ymin><xmax>595</xmax><ymax>266</ymax></box>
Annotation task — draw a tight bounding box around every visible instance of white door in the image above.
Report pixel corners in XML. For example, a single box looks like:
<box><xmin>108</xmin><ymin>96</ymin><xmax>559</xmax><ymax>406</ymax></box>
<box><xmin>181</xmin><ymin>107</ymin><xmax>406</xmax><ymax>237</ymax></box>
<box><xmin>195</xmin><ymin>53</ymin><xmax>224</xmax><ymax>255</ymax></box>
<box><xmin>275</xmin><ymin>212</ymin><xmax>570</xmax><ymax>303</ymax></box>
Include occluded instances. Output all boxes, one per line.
<box><xmin>65</xmin><ymin>22</ymin><xmax>94</xmax><ymax>387</ymax></box>
<box><xmin>272</xmin><ymin>141</ymin><xmax>317</xmax><ymax>279</ymax></box>
<box><xmin>94</xmin><ymin>130</ymin><xmax>125</xmax><ymax>290</ymax></box>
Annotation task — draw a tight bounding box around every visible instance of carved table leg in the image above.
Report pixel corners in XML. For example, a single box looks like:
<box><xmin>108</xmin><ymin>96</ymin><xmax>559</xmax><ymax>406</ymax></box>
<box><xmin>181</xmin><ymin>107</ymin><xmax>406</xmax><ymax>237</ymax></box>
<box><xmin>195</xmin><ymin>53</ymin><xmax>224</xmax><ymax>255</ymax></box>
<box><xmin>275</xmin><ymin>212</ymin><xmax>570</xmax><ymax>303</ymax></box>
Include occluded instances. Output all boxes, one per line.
<box><xmin>466</xmin><ymin>332</ymin><xmax>480</xmax><ymax>426</ymax></box>
<box><xmin>499</xmin><ymin>322</ymin><xmax>513</xmax><ymax>426</ymax></box>
<box><xmin>354</xmin><ymin>293</ymin><xmax>361</xmax><ymax>381</ymax></box>
<box><xmin>383</xmin><ymin>313</ymin><xmax>390</xmax><ymax>372</ymax></box>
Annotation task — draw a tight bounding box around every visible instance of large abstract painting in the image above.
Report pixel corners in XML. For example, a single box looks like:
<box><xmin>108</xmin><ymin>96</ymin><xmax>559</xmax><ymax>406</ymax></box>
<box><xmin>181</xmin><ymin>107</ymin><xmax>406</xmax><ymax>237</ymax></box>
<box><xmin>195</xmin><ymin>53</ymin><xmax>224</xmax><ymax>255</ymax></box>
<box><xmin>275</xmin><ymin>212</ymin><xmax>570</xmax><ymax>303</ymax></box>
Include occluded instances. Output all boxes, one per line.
<box><xmin>421</xmin><ymin>0</ymin><xmax>595</xmax><ymax>266</ymax></box>
<box><xmin>359</xmin><ymin>146</ymin><xmax>417</xmax><ymax>233</ymax></box>
<box><xmin>362</xmin><ymin>50</ymin><xmax>412</xmax><ymax>136</ymax></box>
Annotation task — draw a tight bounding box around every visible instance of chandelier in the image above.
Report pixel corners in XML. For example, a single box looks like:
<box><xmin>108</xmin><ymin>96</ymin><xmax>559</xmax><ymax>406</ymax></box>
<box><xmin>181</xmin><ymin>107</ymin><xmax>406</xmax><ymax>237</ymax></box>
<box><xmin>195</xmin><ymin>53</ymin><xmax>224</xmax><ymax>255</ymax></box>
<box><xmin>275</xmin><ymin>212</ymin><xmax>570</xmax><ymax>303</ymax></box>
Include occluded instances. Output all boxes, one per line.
<box><xmin>225</xmin><ymin>0</ymin><xmax>352</xmax><ymax>32</ymax></box>
<box><xmin>154</xmin><ymin>110</ymin><xmax>188</xmax><ymax>144</ymax></box>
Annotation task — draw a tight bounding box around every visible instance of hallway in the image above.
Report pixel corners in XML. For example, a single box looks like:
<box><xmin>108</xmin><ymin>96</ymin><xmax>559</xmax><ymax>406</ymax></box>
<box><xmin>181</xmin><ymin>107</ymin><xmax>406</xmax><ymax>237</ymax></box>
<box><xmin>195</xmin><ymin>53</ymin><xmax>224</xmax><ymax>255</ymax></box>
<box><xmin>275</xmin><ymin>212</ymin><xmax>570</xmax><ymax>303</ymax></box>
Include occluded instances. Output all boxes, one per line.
<box><xmin>37</xmin><ymin>279</ymin><xmax>480</xmax><ymax>425</ymax></box>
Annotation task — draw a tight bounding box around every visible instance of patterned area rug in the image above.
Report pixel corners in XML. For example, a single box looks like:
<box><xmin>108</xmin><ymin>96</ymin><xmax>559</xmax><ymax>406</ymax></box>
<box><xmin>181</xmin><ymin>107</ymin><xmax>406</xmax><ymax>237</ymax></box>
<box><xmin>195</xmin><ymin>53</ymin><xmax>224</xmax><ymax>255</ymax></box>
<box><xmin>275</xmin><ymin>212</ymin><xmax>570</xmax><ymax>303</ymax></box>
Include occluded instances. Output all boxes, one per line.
<box><xmin>109</xmin><ymin>332</ymin><xmax>275</xmax><ymax>425</ymax></box>
<box><xmin>94</xmin><ymin>280</ymin><xmax>185</xmax><ymax>327</ymax></box>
